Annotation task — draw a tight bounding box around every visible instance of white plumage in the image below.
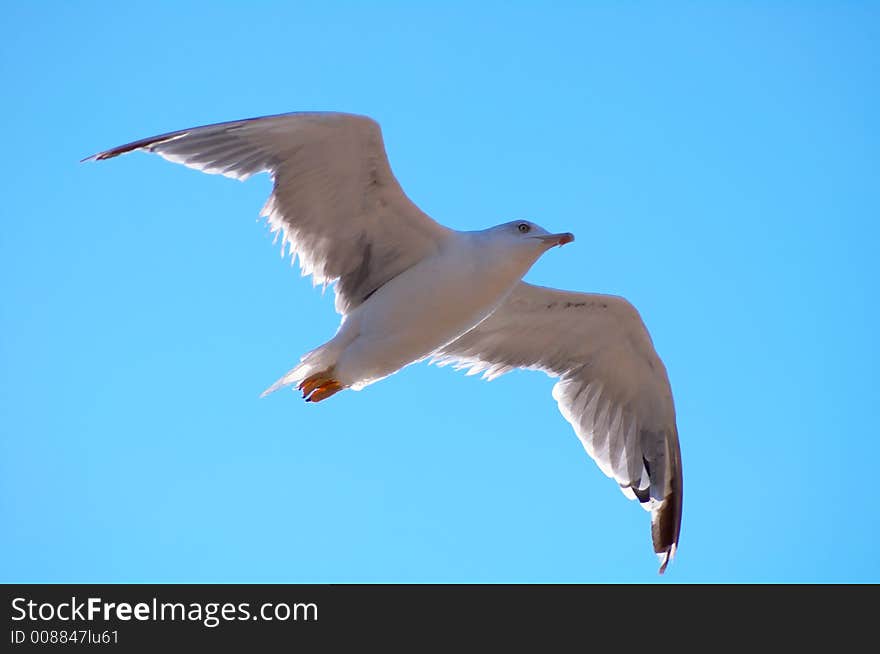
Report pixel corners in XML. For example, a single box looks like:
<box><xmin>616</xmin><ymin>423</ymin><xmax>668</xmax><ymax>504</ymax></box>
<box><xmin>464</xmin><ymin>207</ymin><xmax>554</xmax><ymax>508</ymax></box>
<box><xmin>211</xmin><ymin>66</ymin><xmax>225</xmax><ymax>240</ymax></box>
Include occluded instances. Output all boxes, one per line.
<box><xmin>85</xmin><ymin>111</ymin><xmax>682</xmax><ymax>573</ymax></box>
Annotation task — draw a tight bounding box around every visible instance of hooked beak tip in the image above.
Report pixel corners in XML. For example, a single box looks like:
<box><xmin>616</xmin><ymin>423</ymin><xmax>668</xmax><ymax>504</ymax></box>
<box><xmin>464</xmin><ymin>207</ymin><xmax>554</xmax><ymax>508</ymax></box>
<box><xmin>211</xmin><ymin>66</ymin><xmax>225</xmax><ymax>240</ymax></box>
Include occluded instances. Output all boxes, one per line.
<box><xmin>534</xmin><ymin>232</ymin><xmax>575</xmax><ymax>247</ymax></box>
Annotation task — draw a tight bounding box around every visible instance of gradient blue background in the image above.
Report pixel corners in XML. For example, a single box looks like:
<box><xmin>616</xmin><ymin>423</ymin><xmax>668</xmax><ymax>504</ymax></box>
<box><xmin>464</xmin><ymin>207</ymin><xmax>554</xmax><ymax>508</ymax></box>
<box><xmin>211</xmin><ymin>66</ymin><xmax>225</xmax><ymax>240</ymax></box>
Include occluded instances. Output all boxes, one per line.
<box><xmin>2</xmin><ymin>2</ymin><xmax>877</xmax><ymax>583</ymax></box>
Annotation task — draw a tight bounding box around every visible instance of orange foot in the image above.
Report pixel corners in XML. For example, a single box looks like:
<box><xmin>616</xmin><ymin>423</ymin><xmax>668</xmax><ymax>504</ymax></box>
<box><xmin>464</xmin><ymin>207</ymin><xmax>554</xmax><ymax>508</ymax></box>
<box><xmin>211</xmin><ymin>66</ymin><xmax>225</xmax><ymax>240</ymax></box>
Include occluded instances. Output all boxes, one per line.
<box><xmin>298</xmin><ymin>371</ymin><xmax>344</xmax><ymax>403</ymax></box>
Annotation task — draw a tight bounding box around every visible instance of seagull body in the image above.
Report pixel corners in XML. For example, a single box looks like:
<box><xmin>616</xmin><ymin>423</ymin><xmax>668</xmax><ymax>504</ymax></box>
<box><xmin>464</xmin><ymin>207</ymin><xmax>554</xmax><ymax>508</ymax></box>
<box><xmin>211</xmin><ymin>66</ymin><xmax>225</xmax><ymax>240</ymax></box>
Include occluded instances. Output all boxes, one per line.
<box><xmin>85</xmin><ymin>112</ymin><xmax>682</xmax><ymax>572</ymax></box>
<box><xmin>269</xmin><ymin>223</ymin><xmax>573</xmax><ymax>397</ymax></box>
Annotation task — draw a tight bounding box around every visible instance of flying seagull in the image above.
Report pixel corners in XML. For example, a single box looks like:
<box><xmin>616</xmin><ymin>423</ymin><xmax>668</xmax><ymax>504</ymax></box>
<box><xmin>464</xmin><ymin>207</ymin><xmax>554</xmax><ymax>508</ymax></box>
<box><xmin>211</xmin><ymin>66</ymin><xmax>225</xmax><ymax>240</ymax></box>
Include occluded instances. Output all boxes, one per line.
<box><xmin>84</xmin><ymin>112</ymin><xmax>682</xmax><ymax>573</ymax></box>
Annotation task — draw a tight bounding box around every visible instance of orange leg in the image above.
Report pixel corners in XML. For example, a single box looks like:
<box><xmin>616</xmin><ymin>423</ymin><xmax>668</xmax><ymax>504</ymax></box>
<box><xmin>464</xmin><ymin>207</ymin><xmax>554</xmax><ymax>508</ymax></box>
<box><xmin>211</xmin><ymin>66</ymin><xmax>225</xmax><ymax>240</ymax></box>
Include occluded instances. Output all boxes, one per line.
<box><xmin>306</xmin><ymin>380</ymin><xmax>344</xmax><ymax>403</ymax></box>
<box><xmin>298</xmin><ymin>372</ymin><xmax>328</xmax><ymax>398</ymax></box>
<box><xmin>298</xmin><ymin>369</ymin><xmax>344</xmax><ymax>402</ymax></box>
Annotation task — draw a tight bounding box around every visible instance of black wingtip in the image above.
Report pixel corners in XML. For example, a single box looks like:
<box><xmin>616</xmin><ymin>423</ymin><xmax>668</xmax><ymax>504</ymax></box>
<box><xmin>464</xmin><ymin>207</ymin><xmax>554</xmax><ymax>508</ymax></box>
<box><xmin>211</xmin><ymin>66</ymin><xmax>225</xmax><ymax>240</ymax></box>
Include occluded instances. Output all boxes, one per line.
<box><xmin>80</xmin><ymin>131</ymin><xmax>191</xmax><ymax>165</ymax></box>
<box><xmin>657</xmin><ymin>545</ymin><xmax>675</xmax><ymax>575</ymax></box>
<box><xmin>652</xmin><ymin>479</ymin><xmax>682</xmax><ymax>574</ymax></box>
<box><xmin>653</xmin><ymin>424</ymin><xmax>683</xmax><ymax>575</ymax></box>
<box><xmin>80</xmin><ymin>148</ymin><xmax>130</xmax><ymax>164</ymax></box>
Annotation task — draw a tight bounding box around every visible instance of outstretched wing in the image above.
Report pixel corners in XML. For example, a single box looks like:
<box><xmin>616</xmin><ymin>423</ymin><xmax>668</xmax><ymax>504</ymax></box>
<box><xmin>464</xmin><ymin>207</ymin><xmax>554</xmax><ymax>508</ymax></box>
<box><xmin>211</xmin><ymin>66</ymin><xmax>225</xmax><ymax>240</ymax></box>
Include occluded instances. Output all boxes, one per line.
<box><xmin>84</xmin><ymin>112</ymin><xmax>452</xmax><ymax>314</ymax></box>
<box><xmin>433</xmin><ymin>282</ymin><xmax>683</xmax><ymax>572</ymax></box>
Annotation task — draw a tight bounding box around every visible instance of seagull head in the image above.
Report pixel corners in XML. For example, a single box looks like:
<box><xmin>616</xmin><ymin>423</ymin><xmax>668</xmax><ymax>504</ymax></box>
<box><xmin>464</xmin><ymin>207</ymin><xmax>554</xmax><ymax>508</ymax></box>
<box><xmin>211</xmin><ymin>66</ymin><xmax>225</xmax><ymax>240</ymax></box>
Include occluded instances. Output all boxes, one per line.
<box><xmin>492</xmin><ymin>220</ymin><xmax>575</xmax><ymax>251</ymax></box>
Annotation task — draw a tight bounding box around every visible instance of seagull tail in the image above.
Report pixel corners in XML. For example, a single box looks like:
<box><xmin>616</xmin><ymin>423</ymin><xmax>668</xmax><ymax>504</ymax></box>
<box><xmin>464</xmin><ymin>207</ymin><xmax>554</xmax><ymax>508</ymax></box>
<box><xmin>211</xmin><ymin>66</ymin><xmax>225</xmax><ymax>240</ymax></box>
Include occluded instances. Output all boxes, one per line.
<box><xmin>260</xmin><ymin>361</ymin><xmax>312</xmax><ymax>398</ymax></box>
<box><xmin>260</xmin><ymin>340</ymin><xmax>344</xmax><ymax>398</ymax></box>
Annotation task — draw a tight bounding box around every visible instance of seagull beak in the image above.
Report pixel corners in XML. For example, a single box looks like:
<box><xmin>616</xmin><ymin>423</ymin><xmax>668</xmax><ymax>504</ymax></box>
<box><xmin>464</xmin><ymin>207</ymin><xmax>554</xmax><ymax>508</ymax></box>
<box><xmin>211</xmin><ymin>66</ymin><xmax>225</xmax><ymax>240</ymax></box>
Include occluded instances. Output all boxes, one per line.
<box><xmin>535</xmin><ymin>232</ymin><xmax>575</xmax><ymax>247</ymax></box>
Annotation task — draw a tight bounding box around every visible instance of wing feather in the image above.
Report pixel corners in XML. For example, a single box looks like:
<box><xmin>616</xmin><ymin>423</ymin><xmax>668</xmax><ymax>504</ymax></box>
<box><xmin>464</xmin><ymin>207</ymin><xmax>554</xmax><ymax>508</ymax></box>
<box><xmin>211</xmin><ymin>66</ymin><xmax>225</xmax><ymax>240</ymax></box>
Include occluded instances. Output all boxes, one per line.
<box><xmin>84</xmin><ymin>112</ymin><xmax>452</xmax><ymax>313</ymax></box>
<box><xmin>434</xmin><ymin>281</ymin><xmax>683</xmax><ymax>572</ymax></box>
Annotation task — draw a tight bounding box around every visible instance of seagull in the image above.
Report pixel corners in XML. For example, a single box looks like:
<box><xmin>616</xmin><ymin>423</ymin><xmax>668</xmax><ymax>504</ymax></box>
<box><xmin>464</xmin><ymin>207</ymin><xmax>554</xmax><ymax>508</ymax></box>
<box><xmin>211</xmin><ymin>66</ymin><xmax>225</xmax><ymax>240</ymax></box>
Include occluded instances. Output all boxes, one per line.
<box><xmin>84</xmin><ymin>112</ymin><xmax>683</xmax><ymax>573</ymax></box>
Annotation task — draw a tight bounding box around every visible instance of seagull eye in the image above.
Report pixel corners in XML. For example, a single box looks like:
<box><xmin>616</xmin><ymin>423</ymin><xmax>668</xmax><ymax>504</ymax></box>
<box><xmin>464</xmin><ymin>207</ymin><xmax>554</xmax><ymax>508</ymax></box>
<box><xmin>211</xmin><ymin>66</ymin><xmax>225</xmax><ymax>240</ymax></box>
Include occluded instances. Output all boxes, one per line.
<box><xmin>517</xmin><ymin>223</ymin><xmax>531</xmax><ymax>233</ymax></box>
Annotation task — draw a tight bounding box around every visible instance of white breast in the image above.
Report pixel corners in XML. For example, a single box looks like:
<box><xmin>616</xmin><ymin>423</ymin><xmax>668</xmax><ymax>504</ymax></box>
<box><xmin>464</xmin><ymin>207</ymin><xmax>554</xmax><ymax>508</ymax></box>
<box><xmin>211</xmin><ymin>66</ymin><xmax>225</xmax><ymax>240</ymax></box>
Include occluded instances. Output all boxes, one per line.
<box><xmin>334</xmin><ymin>232</ymin><xmax>535</xmax><ymax>387</ymax></box>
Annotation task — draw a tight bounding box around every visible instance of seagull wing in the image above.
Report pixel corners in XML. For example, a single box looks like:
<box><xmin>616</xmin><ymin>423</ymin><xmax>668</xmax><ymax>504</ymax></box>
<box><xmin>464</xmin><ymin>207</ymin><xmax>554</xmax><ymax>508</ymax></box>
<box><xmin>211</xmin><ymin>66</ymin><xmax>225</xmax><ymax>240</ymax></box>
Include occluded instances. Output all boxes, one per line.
<box><xmin>433</xmin><ymin>282</ymin><xmax>683</xmax><ymax>572</ymax></box>
<box><xmin>84</xmin><ymin>112</ymin><xmax>452</xmax><ymax>314</ymax></box>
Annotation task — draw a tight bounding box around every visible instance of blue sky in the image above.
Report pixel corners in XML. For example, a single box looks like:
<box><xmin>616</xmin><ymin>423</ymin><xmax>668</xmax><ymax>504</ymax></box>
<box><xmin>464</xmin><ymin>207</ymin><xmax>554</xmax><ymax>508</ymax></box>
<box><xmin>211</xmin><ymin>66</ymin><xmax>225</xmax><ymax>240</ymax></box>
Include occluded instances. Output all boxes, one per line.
<box><xmin>1</xmin><ymin>2</ymin><xmax>877</xmax><ymax>583</ymax></box>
